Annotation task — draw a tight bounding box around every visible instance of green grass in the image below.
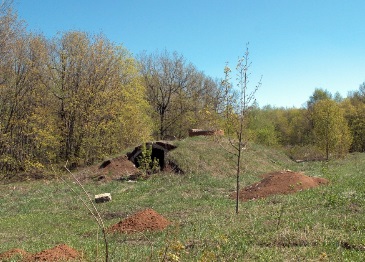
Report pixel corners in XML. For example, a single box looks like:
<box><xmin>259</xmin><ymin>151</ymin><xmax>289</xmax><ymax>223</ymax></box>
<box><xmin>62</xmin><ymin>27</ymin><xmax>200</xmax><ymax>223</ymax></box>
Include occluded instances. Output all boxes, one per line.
<box><xmin>1</xmin><ymin>137</ymin><xmax>365</xmax><ymax>261</ymax></box>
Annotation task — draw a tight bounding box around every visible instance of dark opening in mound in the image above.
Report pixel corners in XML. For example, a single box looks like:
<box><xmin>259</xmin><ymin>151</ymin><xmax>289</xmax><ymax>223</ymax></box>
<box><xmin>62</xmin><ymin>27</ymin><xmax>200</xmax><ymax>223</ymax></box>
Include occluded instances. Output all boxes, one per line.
<box><xmin>127</xmin><ymin>141</ymin><xmax>177</xmax><ymax>171</ymax></box>
<box><xmin>99</xmin><ymin>159</ymin><xmax>111</xmax><ymax>169</ymax></box>
<box><xmin>93</xmin><ymin>142</ymin><xmax>182</xmax><ymax>182</ymax></box>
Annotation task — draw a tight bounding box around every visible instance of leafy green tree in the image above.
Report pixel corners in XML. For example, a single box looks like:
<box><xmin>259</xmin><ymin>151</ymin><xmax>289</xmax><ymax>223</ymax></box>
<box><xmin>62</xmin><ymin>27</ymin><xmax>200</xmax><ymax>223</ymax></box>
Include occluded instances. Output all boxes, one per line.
<box><xmin>47</xmin><ymin>31</ymin><xmax>152</xmax><ymax>165</ymax></box>
<box><xmin>272</xmin><ymin>107</ymin><xmax>312</xmax><ymax>146</ymax></box>
<box><xmin>307</xmin><ymin>88</ymin><xmax>333</xmax><ymax>109</ymax></box>
<box><xmin>0</xmin><ymin>3</ymin><xmax>55</xmax><ymax>173</ymax></box>
<box><xmin>137</xmin><ymin>143</ymin><xmax>160</xmax><ymax>175</ymax></box>
<box><xmin>341</xmin><ymin>97</ymin><xmax>365</xmax><ymax>152</ymax></box>
<box><xmin>312</xmin><ymin>99</ymin><xmax>352</xmax><ymax>160</ymax></box>
<box><xmin>247</xmin><ymin>106</ymin><xmax>279</xmax><ymax>146</ymax></box>
<box><xmin>351</xmin><ymin>82</ymin><xmax>365</xmax><ymax>103</ymax></box>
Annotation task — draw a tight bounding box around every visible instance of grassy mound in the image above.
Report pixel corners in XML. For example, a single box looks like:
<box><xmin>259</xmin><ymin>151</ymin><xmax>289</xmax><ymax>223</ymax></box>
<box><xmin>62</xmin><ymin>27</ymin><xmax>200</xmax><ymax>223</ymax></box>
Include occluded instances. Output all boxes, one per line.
<box><xmin>168</xmin><ymin>136</ymin><xmax>297</xmax><ymax>181</ymax></box>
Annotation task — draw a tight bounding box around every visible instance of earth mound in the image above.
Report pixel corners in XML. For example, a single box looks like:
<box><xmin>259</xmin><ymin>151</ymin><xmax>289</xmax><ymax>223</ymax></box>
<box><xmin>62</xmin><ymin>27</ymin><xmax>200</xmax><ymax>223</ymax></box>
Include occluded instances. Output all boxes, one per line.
<box><xmin>232</xmin><ymin>171</ymin><xmax>329</xmax><ymax>201</ymax></box>
<box><xmin>94</xmin><ymin>155</ymin><xmax>139</xmax><ymax>181</ymax></box>
<box><xmin>0</xmin><ymin>244</ymin><xmax>81</xmax><ymax>262</ymax></box>
<box><xmin>0</xmin><ymin>248</ymin><xmax>30</xmax><ymax>261</ymax></box>
<box><xmin>32</xmin><ymin>244</ymin><xmax>82</xmax><ymax>261</ymax></box>
<box><xmin>108</xmin><ymin>208</ymin><xmax>171</xmax><ymax>233</ymax></box>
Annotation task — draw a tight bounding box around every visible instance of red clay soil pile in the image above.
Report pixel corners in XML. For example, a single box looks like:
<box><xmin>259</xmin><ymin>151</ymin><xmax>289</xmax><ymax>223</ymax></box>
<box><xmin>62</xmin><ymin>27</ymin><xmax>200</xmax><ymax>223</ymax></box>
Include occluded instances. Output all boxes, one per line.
<box><xmin>0</xmin><ymin>248</ymin><xmax>31</xmax><ymax>261</ymax></box>
<box><xmin>0</xmin><ymin>244</ymin><xmax>82</xmax><ymax>262</ymax></box>
<box><xmin>108</xmin><ymin>208</ymin><xmax>171</xmax><ymax>234</ymax></box>
<box><xmin>232</xmin><ymin>170</ymin><xmax>329</xmax><ymax>201</ymax></box>
<box><xmin>95</xmin><ymin>155</ymin><xmax>139</xmax><ymax>181</ymax></box>
<box><xmin>32</xmin><ymin>244</ymin><xmax>82</xmax><ymax>261</ymax></box>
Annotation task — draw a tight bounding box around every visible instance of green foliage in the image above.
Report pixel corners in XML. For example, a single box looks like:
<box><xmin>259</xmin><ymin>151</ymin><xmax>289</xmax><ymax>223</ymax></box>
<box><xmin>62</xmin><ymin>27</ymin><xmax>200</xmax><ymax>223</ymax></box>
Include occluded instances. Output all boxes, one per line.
<box><xmin>0</xmin><ymin>27</ymin><xmax>56</xmax><ymax>173</ymax></box>
<box><xmin>312</xmin><ymin>99</ymin><xmax>352</xmax><ymax>159</ymax></box>
<box><xmin>0</xmin><ymin>13</ymin><xmax>153</xmax><ymax>174</ymax></box>
<box><xmin>2</xmin><ymin>2</ymin><xmax>365</xmax><ymax>179</ymax></box>
<box><xmin>247</xmin><ymin>107</ymin><xmax>279</xmax><ymax>146</ymax></box>
<box><xmin>137</xmin><ymin>143</ymin><xmax>160</xmax><ymax>175</ymax></box>
<box><xmin>341</xmin><ymin>98</ymin><xmax>365</xmax><ymax>152</ymax></box>
<box><xmin>49</xmin><ymin>32</ymin><xmax>153</xmax><ymax>165</ymax></box>
<box><xmin>307</xmin><ymin>88</ymin><xmax>333</xmax><ymax>108</ymax></box>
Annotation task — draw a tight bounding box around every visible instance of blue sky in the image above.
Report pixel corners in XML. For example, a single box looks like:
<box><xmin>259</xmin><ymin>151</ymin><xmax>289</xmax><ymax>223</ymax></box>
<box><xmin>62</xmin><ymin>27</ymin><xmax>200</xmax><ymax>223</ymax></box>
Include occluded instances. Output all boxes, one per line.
<box><xmin>13</xmin><ymin>0</ymin><xmax>365</xmax><ymax>108</ymax></box>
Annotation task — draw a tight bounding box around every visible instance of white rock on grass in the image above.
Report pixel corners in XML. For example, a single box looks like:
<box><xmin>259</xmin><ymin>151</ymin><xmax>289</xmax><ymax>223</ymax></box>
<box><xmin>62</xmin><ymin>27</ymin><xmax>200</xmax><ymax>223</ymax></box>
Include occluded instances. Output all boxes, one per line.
<box><xmin>95</xmin><ymin>193</ymin><xmax>112</xmax><ymax>203</ymax></box>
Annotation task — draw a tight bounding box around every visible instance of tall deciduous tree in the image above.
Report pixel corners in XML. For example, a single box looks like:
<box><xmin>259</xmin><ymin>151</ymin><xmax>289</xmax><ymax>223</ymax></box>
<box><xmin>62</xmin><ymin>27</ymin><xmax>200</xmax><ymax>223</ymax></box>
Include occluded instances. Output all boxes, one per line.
<box><xmin>307</xmin><ymin>88</ymin><xmax>333</xmax><ymax>109</ymax></box>
<box><xmin>341</xmin><ymin>94</ymin><xmax>365</xmax><ymax>152</ymax></box>
<box><xmin>0</xmin><ymin>1</ymin><xmax>54</xmax><ymax>172</ymax></box>
<box><xmin>47</xmin><ymin>31</ymin><xmax>152</xmax><ymax>165</ymax></box>
<box><xmin>0</xmin><ymin>12</ymin><xmax>153</xmax><ymax>174</ymax></box>
<box><xmin>139</xmin><ymin>50</ymin><xmax>194</xmax><ymax>139</ymax></box>
<box><xmin>312</xmin><ymin>99</ymin><xmax>352</xmax><ymax>160</ymax></box>
<box><xmin>247</xmin><ymin>106</ymin><xmax>279</xmax><ymax>146</ymax></box>
<box><xmin>139</xmin><ymin>50</ymin><xmax>221</xmax><ymax>139</ymax></box>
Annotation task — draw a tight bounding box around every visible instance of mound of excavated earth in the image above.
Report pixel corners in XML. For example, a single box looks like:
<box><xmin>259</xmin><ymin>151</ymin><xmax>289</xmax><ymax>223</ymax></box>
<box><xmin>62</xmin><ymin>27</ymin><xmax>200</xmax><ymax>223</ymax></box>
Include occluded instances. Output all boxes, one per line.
<box><xmin>32</xmin><ymin>244</ymin><xmax>82</xmax><ymax>261</ymax></box>
<box><xmin>108</xmin><ymin>208</ymin><xmax>171</xmax><ymax>234</ymax></box>
<box><xmin>0</xmin><ymin>244</ymin><xmax>82</xmax><ymax>262</ymax></box>
<box><xmin>0</xmin><ymin>248</ymin><xmax>30</xmax><ymax>261</ymax></box>
<box><xmin>231</xmin><ymin>171</ymin><xmax>329</xmax><ymax>201</ymax></box>
<box><xmin>95</xmin><ymin>155</ymin><xmax>140</xmax><ymax>181</ymax></box>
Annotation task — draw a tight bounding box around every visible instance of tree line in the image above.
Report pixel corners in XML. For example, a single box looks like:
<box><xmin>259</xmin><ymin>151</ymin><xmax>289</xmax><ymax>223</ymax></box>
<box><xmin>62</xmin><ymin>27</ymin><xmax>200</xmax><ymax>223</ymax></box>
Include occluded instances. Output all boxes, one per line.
<box><xmin>0</xmin><ymin>3</ymin><xmax>224</xmax><ymax>173</ymax></box>
<box><xmin>1</xmin><ymin>2</ymin><xmax>365</xmax><ymax>175</ymax></box>
<box><xmin>0</xmin><ymin>3</ymin><xmax>153</xmax><ymax>172</ymax></box>
<box><xmin>247</xmin><ymin>87</ymin><xmax>365</xmax><ymax>160</ymax></box>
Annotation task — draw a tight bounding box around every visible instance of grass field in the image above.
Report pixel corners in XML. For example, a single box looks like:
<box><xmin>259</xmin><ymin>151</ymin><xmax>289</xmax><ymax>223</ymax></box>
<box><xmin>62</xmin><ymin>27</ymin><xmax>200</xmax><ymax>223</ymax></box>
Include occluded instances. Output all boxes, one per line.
<box><xmin>1</xmin><ymin>137</ymin><xmax>365</xmax><ymax>261</ymax></box>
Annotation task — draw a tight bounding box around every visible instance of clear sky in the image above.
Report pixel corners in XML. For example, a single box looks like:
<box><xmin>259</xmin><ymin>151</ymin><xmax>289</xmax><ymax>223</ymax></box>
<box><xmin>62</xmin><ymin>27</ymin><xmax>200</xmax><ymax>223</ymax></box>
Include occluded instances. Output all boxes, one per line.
<box><xmin>13</xmin><ymin>0</ymin><xmax>365</xmax><ymax>108</ymax></box>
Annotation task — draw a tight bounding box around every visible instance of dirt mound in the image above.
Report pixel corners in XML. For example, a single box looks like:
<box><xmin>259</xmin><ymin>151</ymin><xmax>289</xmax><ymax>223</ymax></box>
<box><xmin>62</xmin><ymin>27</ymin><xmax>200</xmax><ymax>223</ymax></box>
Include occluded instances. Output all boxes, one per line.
<box><xmin>32</xmin><ymin>244</ymin><xmax>82</xmax><ymax>261</ymax></box>
<box><xmin>232</xmin><ymin>171</ymin><xmax>329</xmax><ymax>201</ymax></box>
<box><xmin>0</xmin><ymin>248</ymin><xmax>30</xmax><ymax>261</ymax></box>
<box><xmin>0</xmin><ymin>244</ymin><xmax>81</xmax><ymax>262</ymax></box>
<box><xmin>93</xmin><ymin>155</ymin><xmax>139</xmax><ymax>181</ymax></box>
<box><xmin>108</xmin><ymin>208</ymin><xmax>171</xmax><ymax>233</ymax></box>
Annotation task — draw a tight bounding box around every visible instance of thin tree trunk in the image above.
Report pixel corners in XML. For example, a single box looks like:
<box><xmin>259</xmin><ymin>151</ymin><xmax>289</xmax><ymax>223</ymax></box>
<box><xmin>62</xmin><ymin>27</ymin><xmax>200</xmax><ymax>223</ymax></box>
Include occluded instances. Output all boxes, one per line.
<box><xmin>236</xmin><ymin>144</ymin><xmax>241</xmax><ymax>214</ymax></box>
<box><xmin>236</xmin><ymin>117</ymin><xmax>244</xmax><ymax>214</ymax></box>
<box><xmin>160</xmin><ymin>111</ymin><xmax>164</xmax><ymax>140</ymax></box>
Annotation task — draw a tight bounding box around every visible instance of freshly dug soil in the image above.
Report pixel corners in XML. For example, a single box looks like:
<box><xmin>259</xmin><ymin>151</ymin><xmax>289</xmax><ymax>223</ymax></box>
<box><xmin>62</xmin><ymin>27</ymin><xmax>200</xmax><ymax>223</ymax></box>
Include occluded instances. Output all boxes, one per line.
<box><xmin>0</xmin><ymin>244</ymin><xmax>82</xmax><ymax>262</ymax></box>
<box><xmin>0</xmin><ymin>248</ymin><xmax>30</xmax><ymax>261</ymax></box>
<box><xmin>232</xmin><ymin>171</ymin><xmax>329</xmax><ymax>201</ymax></box>
<box><xmin>93</xmin><ymin>155</ymin><xmax>140</xmax><ymax>181</ymax></box>
<box><xmin>108</xmin><ymin>208</ymin><xmax>171</xmax><ymax>234</ymax></box>
<box><xmin>32</xmin><ymin>244</ymin><xmax>82</xmax><ymax>261</ymax></box>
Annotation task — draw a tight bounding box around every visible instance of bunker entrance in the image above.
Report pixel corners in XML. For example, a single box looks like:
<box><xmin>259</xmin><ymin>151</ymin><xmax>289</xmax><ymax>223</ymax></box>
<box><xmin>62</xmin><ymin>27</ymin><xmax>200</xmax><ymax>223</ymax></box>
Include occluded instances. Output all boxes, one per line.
<box><xmin>127</xmin><ymin>142</ymin><xmax>181</xmax><ymax>173</ymax></box>
<box><xmin>133</xmin><ymin>147</ymin><xmax>166</xmax><ymax>169</ymax></box>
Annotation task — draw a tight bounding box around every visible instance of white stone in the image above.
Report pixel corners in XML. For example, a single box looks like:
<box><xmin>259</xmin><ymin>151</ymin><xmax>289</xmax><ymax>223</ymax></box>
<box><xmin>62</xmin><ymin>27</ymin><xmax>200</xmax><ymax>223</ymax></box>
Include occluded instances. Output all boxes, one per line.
<box><xmin>95</xmin><ymin>193</ymin><xmax>112</xmax><ymax>203</ymax></box>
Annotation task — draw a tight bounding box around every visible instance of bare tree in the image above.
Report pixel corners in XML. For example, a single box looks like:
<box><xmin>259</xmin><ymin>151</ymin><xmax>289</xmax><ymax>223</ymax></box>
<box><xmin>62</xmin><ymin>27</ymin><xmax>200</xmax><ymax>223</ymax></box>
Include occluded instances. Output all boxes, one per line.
<box><xmin>139</xmin><ymin>50</ymin><xmax>197</xmax><ymax>139</ymax></box>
